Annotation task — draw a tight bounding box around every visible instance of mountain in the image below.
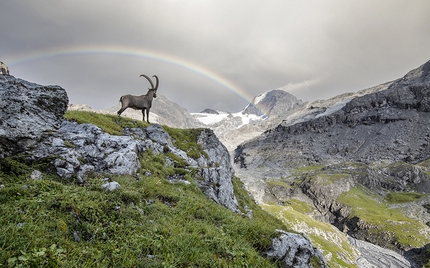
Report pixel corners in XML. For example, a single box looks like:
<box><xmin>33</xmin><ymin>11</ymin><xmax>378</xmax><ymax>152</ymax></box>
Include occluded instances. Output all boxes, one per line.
<box><xmin>194</xmin><ymin>81</ymin><xmax>393</xmax><ymax>151</ymax></box>
<box><xmin>193</xmin><ymin>88</ymin><xmax>305</xmax><ymax>150</ymax></box>
<box><xmin>233</xmin><ymin>60</ymin><xmax>430</xmax><ymax>267</ymax></box>
<box><xmin>235</xmin><ymin>60</ymin><xmax>430</xmax><ymax>170</ymax></box>
<box><xmin>242</xmin><ymin>89</ymin><xmax>303</xmax><ymax>117</ymax></box>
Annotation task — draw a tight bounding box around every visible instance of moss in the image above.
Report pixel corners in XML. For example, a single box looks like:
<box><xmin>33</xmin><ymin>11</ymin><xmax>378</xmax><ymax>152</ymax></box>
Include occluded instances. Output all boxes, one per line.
<box><xmin>64</xmin><ymin>110</ymin><xmax>148</xmax><ymax>135</ymax></box>
<box><xmin>293</xmin><ymin>165</ymin><xmax>325</xmax><ymax>174</ymax></box>
<box><xmin>309</xmin><ymin>173</ymin><xmax>350</xmax><ymax>185</ymax></box>
<box><xmin>163</xmin><ymin>126</ymin><xmax>208</xmax><ymax>159</ymax></box>
<box><xmin>286</xmin><ymin>199</ymin><xmax>312</xmax><ymax>213</ymax></box>
<box><xmin>266</xmin><ymin>180</ymin><xmax>291</xmax><ymax>188</ymax></box>
<box><xmin>385</xmin><ymin>192</ymin><xmax>424</xmax><ymax>204</ymax></box>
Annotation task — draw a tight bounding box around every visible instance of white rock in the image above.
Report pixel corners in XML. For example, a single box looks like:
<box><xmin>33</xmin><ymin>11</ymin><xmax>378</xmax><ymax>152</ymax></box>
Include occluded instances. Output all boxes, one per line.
<box><xmin>101</xmin><ymin>181</ymin><xmax>121</xmax><ymax>191</ymax></box>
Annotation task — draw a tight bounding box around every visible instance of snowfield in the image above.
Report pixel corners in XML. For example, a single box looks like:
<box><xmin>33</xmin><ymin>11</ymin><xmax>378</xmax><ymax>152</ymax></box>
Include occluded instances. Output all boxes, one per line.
<box><xmin>192</xmin><ymin>110</ymin><xmax>264</xmax><ymax>127</ymax></box>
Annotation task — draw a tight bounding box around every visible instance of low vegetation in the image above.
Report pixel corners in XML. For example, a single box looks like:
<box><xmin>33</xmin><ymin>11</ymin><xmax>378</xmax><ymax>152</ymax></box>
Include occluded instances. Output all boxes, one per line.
<box><xmin>261</xmin><ymin>202</ymin><xmax>359</xmax><ymax>268</ymax></box>
<box><xmin>64</xmin><ymin>110</ymin><xmax>149</xmax><ymax>135</ymax></box>
<box><xmin>337</xmin><ymin>186</ymin><xmax>428</xmax><ymax>249</ymax></box>
<box><xmin>385</xmin><ymin>192</ymin><xmax>424</xmax><ymax>204</ymax></box>
<box><xmin>0</xmin><ymin>112</ymin><xmax>288</xmax><ymax>267</ymax></box>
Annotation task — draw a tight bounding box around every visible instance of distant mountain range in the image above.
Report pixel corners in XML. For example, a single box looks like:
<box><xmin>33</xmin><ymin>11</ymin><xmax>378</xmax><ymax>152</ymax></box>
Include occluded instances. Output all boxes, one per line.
<box><xmin>69</xmin><ymin>60</ymin><xmax>428</xmax><ymax>156</ymax></box>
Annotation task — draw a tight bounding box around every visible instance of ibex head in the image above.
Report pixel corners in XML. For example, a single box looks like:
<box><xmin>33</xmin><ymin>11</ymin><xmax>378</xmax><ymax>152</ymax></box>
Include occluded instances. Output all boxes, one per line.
<box><xmin>140</xmin><ymin>74</ymin><xmax>159</xmax><ymax>98</ymax></box>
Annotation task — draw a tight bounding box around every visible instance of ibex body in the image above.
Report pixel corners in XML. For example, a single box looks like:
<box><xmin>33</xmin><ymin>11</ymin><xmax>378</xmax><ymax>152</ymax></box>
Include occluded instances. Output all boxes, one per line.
<box><xmin>117</xmin><ymin>74</ymin><xmax>159</xmax><ymax>123</ymax></box>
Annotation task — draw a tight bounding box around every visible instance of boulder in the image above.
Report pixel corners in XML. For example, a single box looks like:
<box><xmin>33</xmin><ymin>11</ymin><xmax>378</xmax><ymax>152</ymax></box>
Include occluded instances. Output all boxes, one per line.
<box><xmin>264</xmin><ymin>230</ymin><xmax>328</xmax><ymax>268</ymax></box>
<box><xmin>0</xmin><ymin>75</ymin><xmax>68</xmax><ymax>158</ymax></box>
<box><xmin>34</xmin><ymin>121</ymin><xmax>143</xmax><ymax>179</ymax></box>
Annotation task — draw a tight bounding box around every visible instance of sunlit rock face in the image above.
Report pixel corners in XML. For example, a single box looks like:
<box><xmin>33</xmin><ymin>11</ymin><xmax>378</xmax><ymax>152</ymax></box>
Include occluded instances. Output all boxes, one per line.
<box><xmin>0</xmin><ymin>75</ymin><xmax>68</xmax><ymax>158</ymax></box>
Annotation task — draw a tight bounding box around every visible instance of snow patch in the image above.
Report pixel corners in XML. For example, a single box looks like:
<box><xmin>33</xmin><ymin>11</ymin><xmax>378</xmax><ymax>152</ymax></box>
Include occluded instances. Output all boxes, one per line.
<box><xmin>254</xmin><ymin>92</ymin><xmax>267</xmax><ymax>104</ymax></box>
<box><xmin>315</xmin><ymin>101</ymin><xmax>347</xmax><ymax>118</ymax></box>
<box><xmin>192</xmin><ymin>111</ymin><xmax>264</xmax><ymax>128</ymax></box>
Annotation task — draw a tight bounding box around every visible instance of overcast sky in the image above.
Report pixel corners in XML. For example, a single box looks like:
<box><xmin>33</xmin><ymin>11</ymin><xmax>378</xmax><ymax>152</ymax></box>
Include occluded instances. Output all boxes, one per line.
<box><xmin>1</xmin><ymin>1</ymin><xmax>430</xmax><ymax>112</ymax></box>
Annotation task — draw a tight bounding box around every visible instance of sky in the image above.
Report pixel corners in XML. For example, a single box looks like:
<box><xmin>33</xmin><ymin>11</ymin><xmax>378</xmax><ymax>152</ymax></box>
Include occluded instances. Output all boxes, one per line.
<box><xmin>1</xmin><ymin>1</ymin><xmax>430</xmax><ymax>113</ymax></box>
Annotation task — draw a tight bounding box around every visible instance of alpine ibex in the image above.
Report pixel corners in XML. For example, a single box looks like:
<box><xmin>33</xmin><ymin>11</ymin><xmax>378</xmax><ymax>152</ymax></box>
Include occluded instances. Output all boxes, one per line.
<box><xmin>117</xmin><ymin>74</ymin><xmax>159</xmax><ymax>123</ymax></box>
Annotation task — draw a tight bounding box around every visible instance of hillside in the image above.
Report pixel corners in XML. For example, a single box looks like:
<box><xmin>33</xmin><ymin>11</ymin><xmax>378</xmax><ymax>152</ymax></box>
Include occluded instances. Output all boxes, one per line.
<box><xmin>0</xmin><ymin>72</ymin><xmax>327</xmax><ymax>267</ymax></box>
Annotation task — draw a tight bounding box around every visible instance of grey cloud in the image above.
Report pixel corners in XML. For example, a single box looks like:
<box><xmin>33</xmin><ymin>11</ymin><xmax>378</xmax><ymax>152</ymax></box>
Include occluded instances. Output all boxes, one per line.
<box><xmin>1</xmin><ymin>0</ymin><xmax>430</xmax><ymax>112</ymax></box>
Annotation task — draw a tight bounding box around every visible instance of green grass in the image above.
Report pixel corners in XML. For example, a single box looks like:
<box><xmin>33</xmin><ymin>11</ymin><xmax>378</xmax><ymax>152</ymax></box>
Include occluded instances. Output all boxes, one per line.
<box><xmin>337</xmin><ymin>186</ymin><xmax>428</xmax><ymax>249</ymax></box>
<box><xmin>64</xmin><ymin>110</ymin><xmax>149</xmax><ymax>135</ymax></box>
<box><xmin>0</xmin><ymin>161</ymin><xmax>285</xmax><ymax>267</ymax></box>
<box><xmin>261</xmin><ymin>203</ymin><xmax>359</xmax><ymax>268</ymax></box>
<box><xmin>385</xmin><ymin>192</ymin><xmax>424</xmax><ymax>204</ymax></box>
<box><xmin>0</xmin><ymin>112</ymin><xmax>289</xmax><ymax>267</ymax></box>
<box><xmin>163</xmin><ymin>126</ymin><xmax>207</xmax><ymax>159</ymax></box>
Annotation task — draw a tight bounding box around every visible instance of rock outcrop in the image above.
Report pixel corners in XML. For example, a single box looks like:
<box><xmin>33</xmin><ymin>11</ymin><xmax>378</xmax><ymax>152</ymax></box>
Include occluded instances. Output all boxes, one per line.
<box><xmin>0</xmin><ymin>75</ymin><xmax>68</xmax><ymax>158</ymax></box>
<box><xmin>196</xmin><ymin>129</ymin><xmax>239</xmax><ymax>212</ymax></box>
<box><xmin>264</xmin><ymin>230</ymin><xmax>328</xmax><ymax>268</ymax></box>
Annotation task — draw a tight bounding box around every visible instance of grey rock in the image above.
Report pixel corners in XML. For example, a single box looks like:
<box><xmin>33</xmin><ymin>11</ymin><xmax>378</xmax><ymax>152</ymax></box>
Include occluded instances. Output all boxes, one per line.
<box><xmin>101</xmin><ymin>181</ymin><xmax>121</xmax><ymax>191</ymax></box>
<box><xmin>0</xmin><ymin>75</ymin><xmax>68</xmax><ymax>158</ymax></box>
<box><xmin>265</xmin><ymin>230</ymin><xmax>328</xmax><ymax>268</ymax></box>
<box><xmin>196</xmin><ymin>128</ymin><xmax>239</xmax><ymax>212</ymax></box>
<box><xmin>199</xmin><ymin>108</ymin><xmax>219</xmax><ymax>114</ymax></box>
<box><xmin>144</xmin><ymin>124</ymin><xmax>174</xmax><ymax>147</ymax></box>
<box><xmin>30</xmin><ymin>170</ymin><xmax>43</xmax><ymax>180</ymax></box>
<box><xmin>34</xmin><ymin>121</ymin><xmax>142</xmax><ymax>179</ymax></box>
<box><xmin>73</xmin><ymin>231</ymin><xmax>81</xmax><ymax>242</ymax></box>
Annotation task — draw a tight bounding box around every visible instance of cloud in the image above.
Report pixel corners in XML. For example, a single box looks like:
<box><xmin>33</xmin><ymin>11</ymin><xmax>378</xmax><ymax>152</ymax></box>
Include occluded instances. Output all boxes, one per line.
<box><xmin>1</xmin><ymin>0</ymin><xmax>430</xmax><ymax>112</ymax></box>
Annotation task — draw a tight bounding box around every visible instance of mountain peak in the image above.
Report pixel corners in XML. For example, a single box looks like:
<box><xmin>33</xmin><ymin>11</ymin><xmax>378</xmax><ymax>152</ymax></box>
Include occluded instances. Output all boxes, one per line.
<box><xmin>391</xmin><ymin>60</ymin><xmax>430</xmax><ymax>88</ymax></box>
<box><xmin>242</xmin><ymin>89</ymin><xmax>303</xmax><ymax>117</ymax></box>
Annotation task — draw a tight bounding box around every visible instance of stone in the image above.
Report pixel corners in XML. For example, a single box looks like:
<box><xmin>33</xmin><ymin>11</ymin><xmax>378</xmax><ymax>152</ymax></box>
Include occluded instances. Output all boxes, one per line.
<box><xmin>101</xmin><ymin>181</ymin><xmax>121</xmax><ymax>191</ymax></box>
<box><xmin>264</xmin><ymin>230</ymin><xmax>328</xmax><ymax>268</ymax></box>
<box><xmin>0</xmin><ymin>75</ymin><xmax>68</xmax><ymax>158</ymax></box>
<box><xmin>196</xmin><ymin>128</ymin><xmax>239</xmax><ymax>212</ymax></box>
<box><xmin>30</xmin><ymin>170</ymin><xmax>43</xmax><ymax>180</ymax></box>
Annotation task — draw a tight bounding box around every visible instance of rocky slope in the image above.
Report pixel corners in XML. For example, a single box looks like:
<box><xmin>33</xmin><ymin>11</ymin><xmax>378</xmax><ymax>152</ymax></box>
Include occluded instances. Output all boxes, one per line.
<box><xmin>234</xmin><ymin>60</ymin><xmax>430</xmax><ymax>173</ymax></box>
<box><xmin>233</xmin><ymin>61</ymin><xmax>430</xmax><ymax>267</ymax></box>
<box><xmin>0</xmin><ymin>70</ymin><xmax>327</xmax><ymax>267</ymax></box>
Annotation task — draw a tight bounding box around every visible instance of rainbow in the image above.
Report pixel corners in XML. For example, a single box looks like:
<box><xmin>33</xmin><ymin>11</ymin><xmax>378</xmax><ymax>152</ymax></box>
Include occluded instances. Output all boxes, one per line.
<box><xmin>5</xmin><ymin>44</ymin><xmax>266</xmax><ymax>115</ymax></box>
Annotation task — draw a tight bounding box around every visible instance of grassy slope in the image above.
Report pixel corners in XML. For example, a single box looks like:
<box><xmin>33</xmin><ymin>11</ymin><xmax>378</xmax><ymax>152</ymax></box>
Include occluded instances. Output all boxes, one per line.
<box><xmin>261</xmin><ymin>164</ymin><xmax>430</xmax><ymax>267</ymax></box>
<box><xmin>0</xmin><ymin>111</ymin><xmax>288</xmax><ymax>267</ymax></box>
